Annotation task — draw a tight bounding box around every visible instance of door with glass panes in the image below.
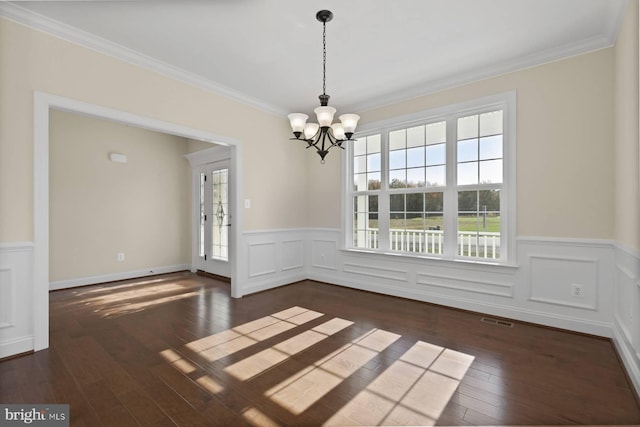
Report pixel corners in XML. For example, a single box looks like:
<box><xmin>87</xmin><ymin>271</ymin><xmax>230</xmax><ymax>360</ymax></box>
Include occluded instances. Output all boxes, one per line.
<box><xmin>196</xmin><ymin>161</ymin><xmax>231</xmax><ymax>277</ymax></box>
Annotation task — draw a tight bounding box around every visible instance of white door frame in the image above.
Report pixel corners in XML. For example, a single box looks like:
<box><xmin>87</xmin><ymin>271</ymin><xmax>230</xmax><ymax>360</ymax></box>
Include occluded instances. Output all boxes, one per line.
<box><xmin>185</xmin><ymin>147</ymin><xmax>233</xmax><ymax>278</ymax></box>
<box><xmin>33</xmin><ymin>91</ymin><xmax>244</xmax><ymax>352</ymax></box>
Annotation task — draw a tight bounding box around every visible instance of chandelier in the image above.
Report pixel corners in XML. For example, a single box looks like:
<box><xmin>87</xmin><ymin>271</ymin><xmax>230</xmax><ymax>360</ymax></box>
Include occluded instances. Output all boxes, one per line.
<box><xmin>287</xmin><ymin>10</ymin><xmax>360</xmax><ymax>163</ymax></box>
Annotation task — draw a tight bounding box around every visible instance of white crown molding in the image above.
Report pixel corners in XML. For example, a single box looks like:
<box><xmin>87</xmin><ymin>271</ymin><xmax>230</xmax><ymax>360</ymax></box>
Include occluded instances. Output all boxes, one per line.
<box><xmin>0</xmin><ymin>1</ymin><xmax>627</xmax><ymax>120</ymax></box>
<box><xmin>347</xmin><ymin>0</ymin><xmax>628</xmax><ymax>113</ymax></box>
<box><xmin>350</xmin><ymin>33</ymin><xmax>615</xmax><ymax>113</ymax></box>
<box><xmin>0</xmin><ymin>2</ymin><xmax>287</xmax><ymax>117</ymax></box>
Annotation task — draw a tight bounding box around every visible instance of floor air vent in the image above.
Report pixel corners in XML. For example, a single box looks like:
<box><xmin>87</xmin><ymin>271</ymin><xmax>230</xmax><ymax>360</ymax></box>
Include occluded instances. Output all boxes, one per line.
<box><xmin>481</xmin><ymin>317</ymin><xmax>514</xmax><ymax>328</ymax></box>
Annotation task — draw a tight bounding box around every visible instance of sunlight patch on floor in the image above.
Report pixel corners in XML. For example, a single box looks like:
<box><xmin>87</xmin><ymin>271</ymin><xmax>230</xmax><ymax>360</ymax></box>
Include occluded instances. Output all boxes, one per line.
<box><xmin>265</xmin><ymin>328</ymin><xmax>401</xmax><ymax>415</ymax></box>
<box><xmin>324</xmin><ymin>341</ymin><xmax>475</xmax><ymax>426</ymax></box>
<box><xmin>73</xmin><ymin>277</ymin><xmax>169</xmax><ymax>295</ymax></box>
<box><xmin>195</xmin><ymin>375</ymin><xmax>224</xmax><ymax>394</ymax></box>
<box><xmin>97</xmin><ymin>291</ymin><xmax>200</xmax><ymax>317</ymax></box>
<box><xmin>82</xmin><ymin>282</ymin><xmax>188</xmax><ymax>304</ymax></box>
<box><xmin>161</xmin><ymin>305</ymin><xmax>476</xmax><ymax>426</ymax></box>
<box><xmin>185</xmin><ymin>307</ymin><xmax>324</xmax><ymax>363</ymax></box>
<box><xmin>159</xmin><ymin>348</ymin><xmax>198</xmax><ymax>374</ymax></box>
<box><xmin>225</xmin><ymin>317</ymin><xmax>353</xmax><ymax>381</ymax></box>
<box><xmin>57</xmin><ymin>275</ymin><xmax>204</xmax><ymax>317</ymax></box>
<box><xmin>241</xmin><ymin>407</ymin><xmax>280</xmax><ymax>427</ymax></box>
<box><xmin>160</xmin><ymin>306</ymin><xmax>330</xmax><ymax>399</ymax></box>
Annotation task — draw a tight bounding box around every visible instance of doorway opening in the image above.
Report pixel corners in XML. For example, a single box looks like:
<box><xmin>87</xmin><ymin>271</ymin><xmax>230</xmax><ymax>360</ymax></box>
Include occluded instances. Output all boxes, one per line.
<box><xmin>34</xmin><ymin>92</ymin><xmax>243</xmax><ymax>352</ymax></box>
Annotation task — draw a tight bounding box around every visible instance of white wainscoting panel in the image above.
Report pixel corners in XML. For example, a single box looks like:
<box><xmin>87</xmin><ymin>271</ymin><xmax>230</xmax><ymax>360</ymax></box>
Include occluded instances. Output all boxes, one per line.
<box><xmin>239</xmin><ymin>230</ymin><xmax>617</xmax><ymax>338</ymax></box>
<box><xmin>311</xmin><ymin>237</ymin><xmax>338</xmax><ymax>271</ymax></box>
<box><xmin>528</xmin><ymin>255</ymin><xmax>598</xmax><ymax>310</ymax></box>
<box><xmin>612</xmin><ymin>243</ymin><xmax>640</xmax><ymax>395</ymax></box>
<box><xmin>343</xmin><ymin>262</ymin><xmax>408</xmax><ymax>282</ymax></box>
<box><xmin>416</xmin><ymin>272</ymin><xmax>514</xmax><ymax>298</ymax></box>
<box><xmin>241</xmin><ymin>229</ymin><xmax>306</xmax><ymax>296</ymax></box>
<box><xmin>282</xmin><ymin>240</ymin><xmax>304</xmax><ymax>271</ymax></box>
<box><xmin>511</xmin><ymin>238</ymin><xmax>613</xmax><ymax>336</ymax></box>
<box><xmin>247</xmin><ymin>242</ymin><xmax>277</xmax><ymax>278</ymax></box>
<box><xmin>0</xmin><ymin>242</ymin><xmax>34</xmax><ymax>358</ymax></box>
<box><xmin>304</xmin><ymin>231</ymin><xmax>614</xmax><ymax>337</ymax></box>
<box><xmin>0</xmin><ymin>267</ymin><xmax>14</xmax><ymax>328</ymax></box>
<box><xmin>614</xmin><ymin>252</ymin><xmax>638</xmax><ymax>346</ymax></box>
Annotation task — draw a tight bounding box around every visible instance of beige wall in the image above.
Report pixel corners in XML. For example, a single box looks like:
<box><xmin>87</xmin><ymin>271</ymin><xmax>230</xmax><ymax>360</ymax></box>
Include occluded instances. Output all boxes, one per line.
<box><xmin>309</xmin><ymin>48</ymin><xmax>616</xmax><ymax>240</ymax></box>
<box><xmin>614</xmin><ymin>0</ymin><xmax>640</xmax><ymax>251</ymax></box>
<box><xmin>306</xmin><ymin>150</ymin><xmax>342</xmax><ymax>228</ymax></box>
<box><xmin>0</xmin><ymin>14</ymin><xmax>631</xmax><ymax>246</ymax></box>
<box><xmin>49</xmin><ymin>110</ymin><xmax>191</xmax><ymax>281</ymax></box>
<box><xmin>0</xmin><ymin>17</ymin><xmax>307</xmax><ymax>243</ymax></box>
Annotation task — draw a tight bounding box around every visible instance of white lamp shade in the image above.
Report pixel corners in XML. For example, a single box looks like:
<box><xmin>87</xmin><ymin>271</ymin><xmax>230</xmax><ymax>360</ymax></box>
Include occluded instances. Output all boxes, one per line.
<box><xmin>287</xmin><ymin>113</ymin><xmax>308</xmax><ymax>133</ymax></box>
<box><xmin>304</xmin><ymin>122</ymin><xmax>319</xmax><ymax>139</ymax></box>
<box><xmin>331</xmin><ymin>123</ymin><xmax>346</xmax><ymax>140</ymax></box>
<box><xmin>339</xmin><ymin>114</ymin><xmax>360</xmax><ymax>133</ymax></box>
<box><xmin>314</xmin><ymin>106</ymin><xmax>336</xmax><ymax>127</ymax></box>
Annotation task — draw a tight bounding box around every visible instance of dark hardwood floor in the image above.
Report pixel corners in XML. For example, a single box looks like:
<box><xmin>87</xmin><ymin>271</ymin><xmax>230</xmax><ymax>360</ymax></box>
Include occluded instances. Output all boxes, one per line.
<box><xmin>1</xmin><ymin>271</ymin><xmax>639</xmax><ymax>426</ymax></box>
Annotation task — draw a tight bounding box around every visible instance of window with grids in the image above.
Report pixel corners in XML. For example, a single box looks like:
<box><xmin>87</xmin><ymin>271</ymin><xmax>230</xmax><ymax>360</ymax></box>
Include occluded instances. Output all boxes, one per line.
<box><xmin>348</xmin><ymin>95</ymin><xmax>513</xmax><ymax>263</ymax></box>
<box><xmin>353</xmin><ymin>135</ymin><xmax>381</xmax><ymax>249</ymax></box>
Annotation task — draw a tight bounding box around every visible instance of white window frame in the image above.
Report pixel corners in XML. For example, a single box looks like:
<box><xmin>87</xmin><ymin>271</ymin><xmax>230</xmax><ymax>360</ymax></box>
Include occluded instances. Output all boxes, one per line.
<box><xmin>342</xmin><ymin>91</ymin><xmax>517</xmax><ymax>265</ymax></box>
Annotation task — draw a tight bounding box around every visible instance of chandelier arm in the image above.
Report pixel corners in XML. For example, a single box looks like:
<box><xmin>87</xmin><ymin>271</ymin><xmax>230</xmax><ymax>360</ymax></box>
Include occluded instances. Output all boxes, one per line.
<box><xmin>319</xmin><ymin>127</ymin><xmax>329</xmax><ymax>154</ymax></box>
<box><xmin>326</xmin><ymin>129</ymin><xmax>345</xmax><ymax>147</ymax></box>
<box><xmin>318</xmin><ymin>128</ymin><xmax>331</xmax><ymax>162</ymax></box>
<box><xmin>291</xmin><ymin>125</ymin><xmax>352</xmax><ymax>145</ymax></box>
<box><xmin>327</xmin><ymin>132</ymin><xmax>339</xmax><ymax>147</ymax></box>
<box><xmin>304</xmin><ymin>127</ymin><xmax>321</xmax><ymax>147</ymax></box>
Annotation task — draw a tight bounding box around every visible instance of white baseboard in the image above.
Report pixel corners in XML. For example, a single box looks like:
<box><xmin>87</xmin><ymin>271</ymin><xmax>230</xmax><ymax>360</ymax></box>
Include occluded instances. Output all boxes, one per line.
<box><xmin>49</xmin><ymin>264</ymin><xmax>191</xmax><ymax>290</ymax></box>
<box><xmin>242</xmin><ymin>272</ymin><xmax>307</xmax><ymax>296</ymax></box>
<box><xmin>0</xmin><ymin>335</ymin><xmax>33</xmax><ymax>359</ymax></box>
<box><xmin>613</xmin><ymin>317</ymin><xmax>640</xmax><ymax>397</ymax></box>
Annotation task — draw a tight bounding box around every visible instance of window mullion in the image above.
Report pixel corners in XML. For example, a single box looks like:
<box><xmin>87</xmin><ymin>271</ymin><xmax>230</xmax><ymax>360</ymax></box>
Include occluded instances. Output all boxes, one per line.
<box><xmin>443</xmin><ymin>116</ymin><xmax>457</xmax><ymax>259</ymax></box>
<box><xmin>379</xmin><ymin>131</ymin><xmax>390</xmax><ymax>251</ymax></box>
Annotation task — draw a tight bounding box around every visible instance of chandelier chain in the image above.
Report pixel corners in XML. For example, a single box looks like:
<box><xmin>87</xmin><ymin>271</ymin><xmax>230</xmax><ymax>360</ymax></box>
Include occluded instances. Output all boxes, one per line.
<box><xmin>322</xmin><ymin>20</ymin><xmax>326</xmax><ymax>96</ymax></box>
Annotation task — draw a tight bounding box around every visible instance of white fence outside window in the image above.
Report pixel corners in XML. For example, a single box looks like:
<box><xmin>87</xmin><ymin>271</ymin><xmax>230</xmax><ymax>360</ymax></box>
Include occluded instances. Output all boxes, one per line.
<box><xmin>356</xmin><ymin>229</ymin><xmax>500</xmax><ymax>259</ymax></box>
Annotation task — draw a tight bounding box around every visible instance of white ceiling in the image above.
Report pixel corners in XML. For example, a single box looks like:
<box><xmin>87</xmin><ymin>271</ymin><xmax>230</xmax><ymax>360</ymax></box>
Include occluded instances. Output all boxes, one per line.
<box><xmin>4</xmin><ymin>0</ymin><xmax>627</xmax><ymax>116</ymax></box>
